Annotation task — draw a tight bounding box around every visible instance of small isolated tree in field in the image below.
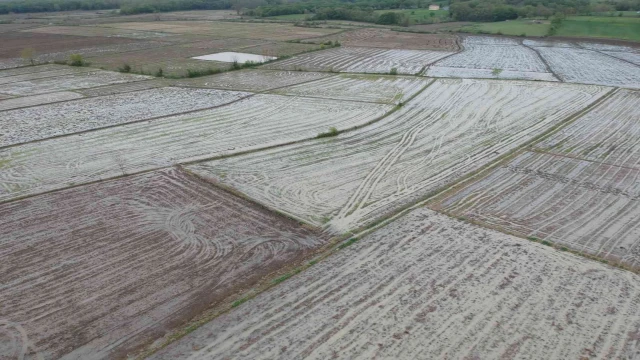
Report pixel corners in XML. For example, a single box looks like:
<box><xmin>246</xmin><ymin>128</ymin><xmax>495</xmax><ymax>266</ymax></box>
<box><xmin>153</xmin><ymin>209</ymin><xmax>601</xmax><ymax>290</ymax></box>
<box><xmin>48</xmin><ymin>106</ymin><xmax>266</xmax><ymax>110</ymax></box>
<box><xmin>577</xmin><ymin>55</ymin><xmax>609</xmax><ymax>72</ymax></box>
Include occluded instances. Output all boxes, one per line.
<box><xmin>389</xmin><ymin>67</ymin><xmax>398</xmax><ymax>75</ymax></box>
<box><xmin>155</xmin><ymin>68</ymin><xmax>163</xmax><ymax>77</ymax></box>
<box><xmin>491</xmin><ymin>68</ymin><xmax>503</xmax><ymax>76</ymax></box>
<box><xmin>21</xmin><ymin>47</ymin><xmax>36</xmax><ymax>66</ymax></box>
<box><xmin>69</xmin><ymin>54</ymin><xmax>85</xmax><ymax>67</ymax></box>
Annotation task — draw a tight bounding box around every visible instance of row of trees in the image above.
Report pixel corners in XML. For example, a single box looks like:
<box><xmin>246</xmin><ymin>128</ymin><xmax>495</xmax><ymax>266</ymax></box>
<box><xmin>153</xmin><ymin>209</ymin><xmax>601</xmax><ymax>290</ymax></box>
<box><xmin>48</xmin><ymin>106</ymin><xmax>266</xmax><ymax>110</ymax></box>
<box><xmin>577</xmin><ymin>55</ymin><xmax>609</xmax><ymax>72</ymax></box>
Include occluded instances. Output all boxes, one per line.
<box><xmin>0</xmin><ymin>0</ymin><xmax>637</xmax><ymax>17</ymax></box>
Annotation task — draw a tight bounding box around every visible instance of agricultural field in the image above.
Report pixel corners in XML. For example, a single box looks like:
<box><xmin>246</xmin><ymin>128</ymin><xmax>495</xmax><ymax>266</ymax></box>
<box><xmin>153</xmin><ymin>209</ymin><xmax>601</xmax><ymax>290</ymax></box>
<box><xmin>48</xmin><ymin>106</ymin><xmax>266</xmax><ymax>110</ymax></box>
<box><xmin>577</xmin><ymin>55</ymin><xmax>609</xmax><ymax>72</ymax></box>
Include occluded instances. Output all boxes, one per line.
<box><xmin>170</xmin><ymin>69</ymin><xmax>331</xmax><ymax>92</ymax></box>
<box><xmin>0</xmin><ymin>69</ymin><xmax>152</xmax><ymax>95</ymax></box>
<box><xmin>0</xmin><ymin>167</ymin><xmax>328</xmax><ymax>359</ymax></box>
<box><xmin>458</xmin><ymin>19</ymin><xmax>551</xmax><ymax>37</ymax></box>
<box><xmin>0</xmin><ymin>31</ymin><xmax>139</xmax><ymax>59</ymax></box>
<box><xmin>0</xmin><ymin>94</ymin><xmax>390</xmax><ymax>202</ymax></box>
<box><xmin>99</xmin><ymin>21</ymin><xmax>342</xmax><ymax>41</ymax></box>
<box><xmin>0</xmin><ymin>87</ymin><xmax>250</xmax><ymax>146</ymax></box>
<box><xmin>0</xmin><ymin>91</ymin><xmax>84</xmax><ymax>111</ymax></box>
<box><xmin>1</xmin><ymin>15</ymin><xmax>640</xmax><ymax>360</ymax></box>
<box><xmin>150</xmin><ymin>208</ymin><xmax>640</xmax><ymax>360</ymax></box>
<box><xmin>187</xmin><ymin>79</ymin><xmax>608</xmax><ymax>231</ymax></box>
<box><xmin>557</xmin><ymin>16</ymin><xmax>640</xmax><ymax>42</ymax></box>
<box><xmin>427</xmin><ymin>37</ymin><xmax>558</xmax><ymax>81</ymax></box>
<box><xmin>271</xmin><ymin>74</ymin><xmax>430</xmax><ymax>104</ymax></box>
<box><xmin>533</xmin><ymin>46</ymin><xmax>640</xmax><ymax>88</ymax></box>
<box><xmin>431</xmin><ymin>89</ymin><xmax>640</xmax><ymax>268</ymax></box>
<box><xmin>302</xmin><ymin>28</ymin><xmax>459</xmax><ymax>51</ymax></box>
<box><xmin>264</xmin><ymin>47</ymin><xmax>454</xmax><ymax>74</ymax></box>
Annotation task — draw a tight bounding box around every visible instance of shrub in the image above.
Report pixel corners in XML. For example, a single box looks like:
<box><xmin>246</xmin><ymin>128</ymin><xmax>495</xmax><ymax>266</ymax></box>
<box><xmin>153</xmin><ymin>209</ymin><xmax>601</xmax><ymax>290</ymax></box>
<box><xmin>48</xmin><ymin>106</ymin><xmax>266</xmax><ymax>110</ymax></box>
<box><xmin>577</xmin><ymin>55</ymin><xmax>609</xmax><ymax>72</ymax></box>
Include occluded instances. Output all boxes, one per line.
<box><xmin>337</xmin><ymin>238</ymin><xmax>358</xmax><ymax>249</ymax></box>
<box><xmin>155</xmin><ymin>68</ymin><xmax>163</xmax><ymax>77</ymax></box>
<box><xmin>118</xmin><ymin>63</ymin><xmax>131</xmax><ymax>73</ymax></box>
<box><xmin>69</xmin><ymin>54</ymin><xmax>85</xmax><ymax>67</ymax></box>
<box><xmin>317</xmin><ymin>126</ymin><xmax>339</xmax><ymax>138</ymax></box>
<box><xmin>491</xmin><ymin>68</ymin><xmax>503</xmax><ymax>76</ymax></box>
<box><xmin>389</xmin><ymin>67</ymin><xmax>398</xmax><ymax>75</ymax></box>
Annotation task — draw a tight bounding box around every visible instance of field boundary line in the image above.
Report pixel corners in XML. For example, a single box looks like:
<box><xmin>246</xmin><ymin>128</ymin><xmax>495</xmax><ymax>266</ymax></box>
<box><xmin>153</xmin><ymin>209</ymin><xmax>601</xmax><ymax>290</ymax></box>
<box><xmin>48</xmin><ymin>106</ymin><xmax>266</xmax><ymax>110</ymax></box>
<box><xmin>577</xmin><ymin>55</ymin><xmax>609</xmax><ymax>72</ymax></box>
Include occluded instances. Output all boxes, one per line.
<box><xmin>0</xmin><ymin>90</ymin><xmax>256</xmax><ymax>151</ymax></box>
<box><xmin>180</xmin><ymin>165</ymin><xmax>320</xmax><ymax>227</ymax></box>
<box><xmin>591</xmin><ymin>48</ymin><xmax>640</xmax><ymax>68</ymax></box>
<box><xmin>347</xmin><ymin>86</ymin><xmax>619</xmax><ymax>239</ymax></box>
<box><xmin>180</xmin><ymin>78</ymin><xmax>436</xmax><ymax>167</ymax></box>
<box><xmin>529</xmin><ymin>147</ymin><xmax>640</xmax><ymax>172</ymax></box>
<box><xmin>521</xmin><ymin>41</ymin><xmax>563</xmax><ymax>82</ymax></box>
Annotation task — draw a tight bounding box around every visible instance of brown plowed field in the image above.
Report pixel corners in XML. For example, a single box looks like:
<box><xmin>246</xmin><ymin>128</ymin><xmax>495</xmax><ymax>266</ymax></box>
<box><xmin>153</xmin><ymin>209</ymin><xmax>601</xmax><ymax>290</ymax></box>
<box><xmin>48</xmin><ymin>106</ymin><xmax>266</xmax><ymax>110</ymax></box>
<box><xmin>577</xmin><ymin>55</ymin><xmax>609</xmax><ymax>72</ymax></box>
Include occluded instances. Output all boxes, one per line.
<box><xmin>0</xmin><ymin>32</ymin><xmax>137</xmax><ymax>59</ymax></box>
<box><xmin>0</xmin><ymin>167</ymin><xmax>328</xmax><ymax>359</ymax></box>
<box><xmin>303</xmin><ymin>28</ymin><xmax>459</xmax><ymax>51</ymax></box>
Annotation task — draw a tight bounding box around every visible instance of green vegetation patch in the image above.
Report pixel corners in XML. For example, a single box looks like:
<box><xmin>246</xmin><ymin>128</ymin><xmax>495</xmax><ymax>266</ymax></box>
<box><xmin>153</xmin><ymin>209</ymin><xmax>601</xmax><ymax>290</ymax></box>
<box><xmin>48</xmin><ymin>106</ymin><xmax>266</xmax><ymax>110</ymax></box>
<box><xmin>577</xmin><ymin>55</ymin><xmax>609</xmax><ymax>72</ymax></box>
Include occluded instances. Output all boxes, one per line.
<box><xmin>460</xmin><ymin>19</ymin><xmax>550</xmax><ymax>37</ymax></box>
<box><xmin>555</xmin><ymin>16</ymin><xmax>640</xmax><ymax>41</ymax></box>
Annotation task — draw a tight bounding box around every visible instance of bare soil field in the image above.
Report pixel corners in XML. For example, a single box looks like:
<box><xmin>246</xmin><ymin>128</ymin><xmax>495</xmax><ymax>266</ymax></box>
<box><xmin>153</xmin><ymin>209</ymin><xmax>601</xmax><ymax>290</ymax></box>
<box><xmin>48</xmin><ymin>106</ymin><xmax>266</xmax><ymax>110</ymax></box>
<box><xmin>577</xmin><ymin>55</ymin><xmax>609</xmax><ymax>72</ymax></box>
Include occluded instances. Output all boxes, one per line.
<box><xmin>264</xmin><ymin>47</ymin><xmax>454</xmax><ymax>74</ymax></box>
<box><xmin>0</xmin><ymin>94</ymin><xmax>391</xmax><ymax>202</ymax></box>
<box><xmin>431</xmin><ymin>89</ymin><xmax>640</xmax><ymax>268</ymax></box>
<box><xmin>84</xmin><ymin>38</ymin><xmax>266</xmax><ymax>76</ymax></box>
<box><xmin>150</xmin><ymin>208</ymin><xmax>640</xmax><ymax>360</ymax></box>
<box><xmin>187</xmin><ymin>79</ymin><xmax>608</xmax><ymax>231</ymax></box>
<box><xmin>302</xmin><ymin>28</ymin><xmax>459</xmax><ymax>51</ymax></box>
<box><xmin>100</xmin><ymin>21</ymin><xmax>341</xmax><ymax>41</ymax></box>
<box><xmin>75</xmin><ymin>79</ymin><xmax>166</xmax><ymax>97</ymax></box>
<box><xmin>23</xmin><ymin>25</ymin><xmax>175</xmax><ymax>39</ymax></box>
<box><xmin>0</xmin><ymin>87</ymin><xmax>250</xmax><ymax>146</ymax></box>
<box><xmin>0</xmin><ymin>31</ymin><xmax>137</xmax><ymax>59</ymax></box>
<box><xmin>0</xmin><ymin>167</ymin><xmax>328</xmax><ymax>359</ymax></box>
<box><xmin>427</xmin><ymin>36</ymin><xmax>558</xmax><ymax>81</ymax></box>
<box><xmin>0</xmin><ymin>67</ymin><xmax>88</xmax><ymax>85</ymax></box>
<box><xmin>271</xmin><ymin>74</ymin><xmax>430</xmax><ymax>104</ymax></box>
<box><xmin>533</xmin><ymin>46</ymin><xmax>640</xmax><ymax>88</ymax></box>
<box><xmin>0</xmin><ymin>91</ymin><xmax>83</xmax><ymax>111</ymax></box>
<box><xmin>0</xmin><ymin>70</ymin><xmax>152</xmax><ymax>96</ymax></box>
<box><xmin>170</xmin><ymin>69</ymin><xmax>331</xmax><ymax>92</ymax></box>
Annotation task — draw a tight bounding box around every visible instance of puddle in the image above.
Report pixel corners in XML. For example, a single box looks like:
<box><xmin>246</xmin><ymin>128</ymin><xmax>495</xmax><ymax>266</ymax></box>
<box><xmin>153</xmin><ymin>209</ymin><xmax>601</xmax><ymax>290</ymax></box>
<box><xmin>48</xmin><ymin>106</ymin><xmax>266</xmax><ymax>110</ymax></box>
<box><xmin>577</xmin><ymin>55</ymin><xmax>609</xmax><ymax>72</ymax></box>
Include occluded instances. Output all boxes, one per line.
<box><xmin>192</xmin><ymin>52</ymin><xmax>277</xmax><ymax>64</ymax></box>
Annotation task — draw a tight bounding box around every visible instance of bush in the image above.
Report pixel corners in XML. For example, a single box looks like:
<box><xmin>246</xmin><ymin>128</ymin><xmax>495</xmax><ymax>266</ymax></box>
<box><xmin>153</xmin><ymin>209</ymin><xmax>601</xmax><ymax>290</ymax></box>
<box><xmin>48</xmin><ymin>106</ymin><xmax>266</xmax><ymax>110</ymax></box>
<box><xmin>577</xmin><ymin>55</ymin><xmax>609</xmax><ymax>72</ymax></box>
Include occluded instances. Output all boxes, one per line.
<box><xmin>389</xmin><ymin>67</ymin><xmax>398</xmax><ymax>75</ymax></box>
<box><xmin>69</xmin><ymin>54</ymin><xmax>85</xmax><ymax>67</ymax></box>
<box><xmin>317</xmin><ymin>126</ymin><xmax>339</xmax><ymax>138</ymax></box>
<box><xmin>118</xmin><ymin>63</ymin><xmax>131</xmax><ymax>73</ymax></box>
<box><xmin>155</xmin><ymin>68</ymin><xmax>163</xmax><ymax>77</ymax></box>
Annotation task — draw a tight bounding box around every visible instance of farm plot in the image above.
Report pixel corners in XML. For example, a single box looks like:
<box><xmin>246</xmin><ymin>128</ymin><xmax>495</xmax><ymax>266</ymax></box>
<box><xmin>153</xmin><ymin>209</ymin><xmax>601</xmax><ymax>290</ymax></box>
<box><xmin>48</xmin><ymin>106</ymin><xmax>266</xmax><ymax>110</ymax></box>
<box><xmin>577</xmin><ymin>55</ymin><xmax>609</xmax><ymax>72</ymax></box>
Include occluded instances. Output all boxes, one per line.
<box><xmin>0</xmin><ymin>91</ymin><xmax>84</xmax><ymax>111</ymax></box>
<box><xmin>462</xmin><ymin>35</ymin><xmax>521</xmax><ymax>45</ymax></box>
<box><xmin>100</xmin><ymin>21</ymin><xmax>341</xmax><ymax>41</ymax></box>
<box><xmin>0</xmin><ymin>68</ymin><xmax>88</xmax><ymax>85</ymax></box>
<box><xmin>264</xmin><ymin>47</ymin><xmax>453</xmax><ymax>74</ymax></box>
<box><xmin>75</xmin><ymin>79</ymin><xmax>166</xmax><ymax>97</ymax></box>
<box><xmin>0</xmin><ymin>167</ymin><xmax>328</xmax><ymax>359</ymax></box>
<box><xmin>271</xmin><ymin>74</ymin><xmax>431</xmax><ymax>104</ymax></box>
<box><xmin>431</xmin><ymin>89</ymin><xmax>640</xmax><ymax>268</ymax></box>
<box><xmin>0</xmin><ymin>31</ymin><xmax>138</xmax><ymax>59</ymax></box>
<box><xmin>150</xmin><ymin>208</ymin><xmax>640</xmax><ymax>360</ymax></box>
<box><xmin>536</xmin><ymin>89</ymin><xmax>640</xmax><ymax>171</ymax></box>
<box><xmin>534</xmin><ymin>46</ymin><xmax>640</xmax><ymax>88</ymax></box>
<box><xmin>187</xmin><ymin>79</ymin><xmax>608</xmax><ymax>231</ymax></box>
<box><xmin>0</xmin><ymin>95</ymin><xmax>390</xmax><ymax>202</ymax></box>
<box><xmin>23</xmin><ymin>25</ymin><xmax>174</xmax><ymax>39</ymax></box>
<box><xmin>522</xmin><ymin>39</ymin><xmax>577</xmax><ymax>48</ymax></box>
<box><xmin>0</xmin><ymin>70</ymin><xmax>152</xmax><ymax>96</ymax></box>
<box><xmin>0</xmin><ymin>87</ymin><xmax>249</xmax><ymax>147</ymax></box>
<box><xmin>432</xmin><ymin>151</ymin><xmax>640</xmax><ymax>268</ymax></box>
<box><xmin>601</xmin><ymin>51</ymin><xmax>640</xmax><ymax>66</ymax></box>
<box><xmin>0</xmin><ymin>64</ymin><xmax>73</xmax><ymax>78</ymax></box>
<box><xmin>427</xmin><ymin>39</ymin><xmax>558</xmax><ymax>81</ymax></box>
<box><xmin>302</xmin><ymin>28</ymin><xmax>459</xmax><ymax>51</ymax></box>
<box><xmin>170</xmin><ymin>69</ymin><xmax>331</xmax><ymax>92</ymax></box>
